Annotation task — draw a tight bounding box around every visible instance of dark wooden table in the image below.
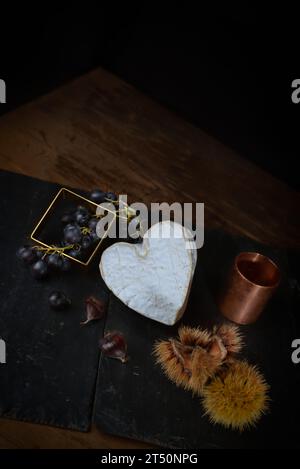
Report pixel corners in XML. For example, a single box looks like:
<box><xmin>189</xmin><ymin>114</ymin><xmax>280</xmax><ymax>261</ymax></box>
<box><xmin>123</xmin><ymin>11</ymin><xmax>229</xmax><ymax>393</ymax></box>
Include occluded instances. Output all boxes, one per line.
<box><xmin>0</xmin><ymin>67</ymin><xmax>299</xmax><ymax>448</ymax></box>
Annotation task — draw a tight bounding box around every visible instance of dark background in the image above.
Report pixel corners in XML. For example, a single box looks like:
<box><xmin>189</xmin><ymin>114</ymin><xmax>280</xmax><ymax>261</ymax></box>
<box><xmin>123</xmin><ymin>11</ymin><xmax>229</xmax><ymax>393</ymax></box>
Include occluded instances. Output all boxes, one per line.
<box><xmin>0</xmin><ymin>4</ymin><xmax>299</xmax><ymax>189</ymax></box>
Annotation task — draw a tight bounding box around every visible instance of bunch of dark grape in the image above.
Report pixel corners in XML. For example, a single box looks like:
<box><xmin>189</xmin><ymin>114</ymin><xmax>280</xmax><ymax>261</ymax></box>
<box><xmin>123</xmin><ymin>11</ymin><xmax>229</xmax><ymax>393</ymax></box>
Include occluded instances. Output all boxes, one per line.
<box><xmin>16</xmin><ymin>189</ymin><xmax>117</xmax><ymax>280</ymax></box>
<box><xmin>16</xmin><ymin>245</ymin><xmax>49</xmax><ymax>279</ymax></box>
<box><xmin>17</xmin><ymin>242</ymin><xmax>73</xmax><ymax>280</ymax></box>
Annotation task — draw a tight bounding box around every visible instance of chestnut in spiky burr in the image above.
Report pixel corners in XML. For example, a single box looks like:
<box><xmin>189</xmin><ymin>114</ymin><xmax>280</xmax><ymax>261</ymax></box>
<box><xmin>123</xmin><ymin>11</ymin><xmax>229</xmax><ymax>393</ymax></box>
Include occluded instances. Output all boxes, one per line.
<box><xmin>202</xmin><ymin>360</ymin><xmax>269</xmax><ymax>431</ymax></box>
<box><xmin>153</xmin><ymin>324</ymin><xmax>242</xmax><ymax>394</ymax></box>
<box><xmin>213</xmin><ymin>323</ymin><xmax>243</xmax><ymax>355</ymax></box>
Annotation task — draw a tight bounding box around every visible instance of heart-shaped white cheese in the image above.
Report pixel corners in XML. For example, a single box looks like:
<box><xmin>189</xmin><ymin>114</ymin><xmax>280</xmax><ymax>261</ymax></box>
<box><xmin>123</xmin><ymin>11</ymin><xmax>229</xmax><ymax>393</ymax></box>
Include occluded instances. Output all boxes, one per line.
<box><xmin>100</xmin><ymin>221</ymin><xmax>197</xmax><ymax>325</ymax></box>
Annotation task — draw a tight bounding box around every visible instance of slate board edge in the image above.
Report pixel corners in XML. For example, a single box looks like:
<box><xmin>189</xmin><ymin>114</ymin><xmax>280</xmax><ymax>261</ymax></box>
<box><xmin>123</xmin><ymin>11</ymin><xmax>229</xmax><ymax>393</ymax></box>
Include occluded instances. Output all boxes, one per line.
<box><xmin>0</xmin><ymin>170</ymin><xmax>109</xmax><ymax>433</ymax></box>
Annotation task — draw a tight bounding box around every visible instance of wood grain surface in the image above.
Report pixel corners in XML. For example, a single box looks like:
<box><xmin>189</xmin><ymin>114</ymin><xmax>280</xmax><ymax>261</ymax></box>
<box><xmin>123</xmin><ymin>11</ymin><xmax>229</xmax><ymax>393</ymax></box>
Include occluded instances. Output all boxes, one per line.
<box><xmin>0</xmin><ymin>67</ymin><xmax>299</xmax><ymax>448</ymax></box>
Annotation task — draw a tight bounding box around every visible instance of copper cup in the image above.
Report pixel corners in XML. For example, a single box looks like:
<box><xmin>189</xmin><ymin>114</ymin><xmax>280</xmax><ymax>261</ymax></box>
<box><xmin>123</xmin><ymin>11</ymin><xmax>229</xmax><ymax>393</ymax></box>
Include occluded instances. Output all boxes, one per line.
<box><xmin>219</xmin><ymin>252</ymin><xmax>281</xmax><ymax>325</ymax></box>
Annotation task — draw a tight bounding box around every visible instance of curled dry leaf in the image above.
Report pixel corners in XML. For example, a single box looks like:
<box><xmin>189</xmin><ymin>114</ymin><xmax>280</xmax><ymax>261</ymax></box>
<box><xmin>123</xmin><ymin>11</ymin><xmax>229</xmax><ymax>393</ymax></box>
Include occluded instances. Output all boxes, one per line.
<box><xmin>99</xmin><ymin>331</ymin><xmax>128</xmax><ymax>363</ymax></box>
<box><xmin>80</xmin><ymin>296</ymin><xmax>107</xmax><ymax>326</ymax></box>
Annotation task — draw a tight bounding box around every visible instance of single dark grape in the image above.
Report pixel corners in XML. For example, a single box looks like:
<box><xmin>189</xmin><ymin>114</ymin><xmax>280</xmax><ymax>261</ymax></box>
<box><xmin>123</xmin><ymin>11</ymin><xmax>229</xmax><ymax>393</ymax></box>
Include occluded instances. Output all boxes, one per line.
<box><xmin>31</xmin><ymin>259</ymin><xmax>48</xmax><ymax>280</ymax></box>
<box><xmin>64</xmin><ymin>223</ymin><xmax>82</xmax><ymax>244</ymax></box>
<box><xmin>90</xmin><ymin>231</ymin><xmax>99</xmax><ymax>243</ymax></box>
<box><xmin>48</xmin><ymin>291</ymin><xmax>71</xmax><ymax>311</ymax></box>
<box><xmin>68</xmin><ymin>247</ymin><xmax>82</xmax><ymax>259</ymax></box>
<box><xmin>90</xmin><ymin>189</ymin><xmax>106</xmax><ymax>204</ymax></box>
<box><xmin>16</xmin><ymin>246</ymin><xmax>28</xmax><ymax>258</ymax></box>
<box><xmin>75</xmin><ymin>210</ymin><xmax>90</xmax><ymax>226</ymax></box>
<box><xmin>47</xmin><ymin>253</ymin><xmax>63</xmax><ymax>270</ymax></box>
<box><xmin>16</xmin><ymin>246</ymin><xmax>37</xmax><ymax>265</ymax></box>
<box><xmin>88</xmin><ymin>217</ymin><xmax>98</xmax><ymax>231</ymax></box>
<box><xmin>105</xmin><ymin>191</ymin><xmax>117</xmax><ymax>202</ymax></box>
<box><xmin>34</xmin><ymin>249</ymin><xmax>44</xmax><ymax>259</ymax></box>
<box><xmin>16</xmin><ymin>246</ymin><xmax>28</xmax><ymax>260</ymax></box>
<box><xmin>82</xmin><ymin>234</ymin><xmax>92</xmax><ymax>250</ymax></box>
<box><xmin>60</xmin><ymin>257</ymin><xmax>72</xmax><ymax>272</ymax></box>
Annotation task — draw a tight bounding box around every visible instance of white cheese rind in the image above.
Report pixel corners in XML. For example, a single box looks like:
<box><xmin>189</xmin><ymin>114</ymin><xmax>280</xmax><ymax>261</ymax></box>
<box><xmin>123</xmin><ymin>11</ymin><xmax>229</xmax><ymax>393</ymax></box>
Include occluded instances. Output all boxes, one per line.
<box><xmin>100</xmin><ymin>221</ymin><xmax>197</xmax><ymax>325</ymax></box>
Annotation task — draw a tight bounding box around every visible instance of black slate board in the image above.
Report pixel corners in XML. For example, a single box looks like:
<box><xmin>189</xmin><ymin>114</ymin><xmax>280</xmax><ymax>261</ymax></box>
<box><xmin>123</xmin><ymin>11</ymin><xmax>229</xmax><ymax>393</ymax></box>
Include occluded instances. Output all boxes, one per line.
<box><xmin>0</xmin><ymin>170</ymin><xmax>108</xmax><ymax>431</ymax></box>
<box><xmin>94</xmin><ymin>230</ymin><xmax>300</xmax><ymax>448</ymax></box>
<box><xmin>1</xmin><ymin>169</ymin><xmax>299</xmax><ymax>446</ymax></box>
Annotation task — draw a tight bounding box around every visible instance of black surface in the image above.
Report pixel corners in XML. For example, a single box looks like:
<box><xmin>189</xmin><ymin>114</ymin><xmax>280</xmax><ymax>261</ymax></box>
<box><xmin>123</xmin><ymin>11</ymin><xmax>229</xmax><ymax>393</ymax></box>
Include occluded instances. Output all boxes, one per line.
<box><xmin>0</xmin><ymin>5</ymin><xmax>299</xmax><ymax>189</ymax></box>
<box><xmin>94</xmin><ymin>230</ymin><xmax>300</xmax><ymax>448</ymax></box>
<box><xmin>0</xmin><ymin>170</ymin><xmax>108</xmax><ymax>431</ymax></box>
<box><xmin>0</xmin><ymin>169</ymin><xmax>299</xmax><ymax>445</ymax></box>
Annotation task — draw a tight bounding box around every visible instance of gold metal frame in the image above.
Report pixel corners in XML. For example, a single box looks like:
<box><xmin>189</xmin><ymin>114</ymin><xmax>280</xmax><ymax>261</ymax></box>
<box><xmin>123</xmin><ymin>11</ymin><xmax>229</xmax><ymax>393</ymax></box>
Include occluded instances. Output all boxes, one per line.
<box><xmin>30</xmin><ymin>187</ymin><xmax>114</xmax><ymax>266</ymax></box>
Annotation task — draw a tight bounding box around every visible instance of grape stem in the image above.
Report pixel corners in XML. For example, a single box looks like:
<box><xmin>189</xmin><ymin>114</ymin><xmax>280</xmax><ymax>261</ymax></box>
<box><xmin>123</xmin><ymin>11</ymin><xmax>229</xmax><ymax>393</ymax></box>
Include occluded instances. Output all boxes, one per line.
<box><xmin>33</xmin><ymin>244</ymin><xmax>75</xmax><ymax>259</ymax></box>
<box><xmin>81</xmin><ymin>227</ymin><xmax>91</xmax><ymax>235</ymax></box>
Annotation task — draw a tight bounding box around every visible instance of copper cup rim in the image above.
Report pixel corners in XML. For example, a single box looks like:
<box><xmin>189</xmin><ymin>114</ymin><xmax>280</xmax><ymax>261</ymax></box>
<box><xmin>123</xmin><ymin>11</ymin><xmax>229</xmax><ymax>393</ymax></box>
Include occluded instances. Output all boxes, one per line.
<box><xmin>234</xmin><ymin>251</ymin><xmax>281</xmax><ymax>290</ymax></box>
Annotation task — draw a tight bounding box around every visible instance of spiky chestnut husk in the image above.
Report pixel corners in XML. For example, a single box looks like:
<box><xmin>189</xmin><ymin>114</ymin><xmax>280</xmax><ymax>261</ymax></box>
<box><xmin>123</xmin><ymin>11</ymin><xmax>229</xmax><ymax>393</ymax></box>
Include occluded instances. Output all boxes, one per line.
<box><xmin>154</xmin><ymin>339</ymin><xmax>193</xmax><ymax>391</ymax></box>
<box><xmin>153</xmin><ymin>324</ymin><xmax>242</xmax><ymax>394</ymax></box>
<box><xmin>178</xmin><ymin>324</ymin><xmax>242</xmax><ymax>357</ymax></box>
<box><xmin>215</xmin><ymin>324</ymin><xmax>243</xmax><ymax>355</ymax></box>
<box><xmin>202</xmin><ymin>360</ymin><xmax>269</xmax><ymax>432</ymax></box>
<box><xmin>153</xmin><ymin>336</ymin><xmax>223</xmax><ymax>394</ymax></box>
<box><xmin>178</xmin><ymin>326</ymin><xmax>211</xmax><ymax>348</ymax></box>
